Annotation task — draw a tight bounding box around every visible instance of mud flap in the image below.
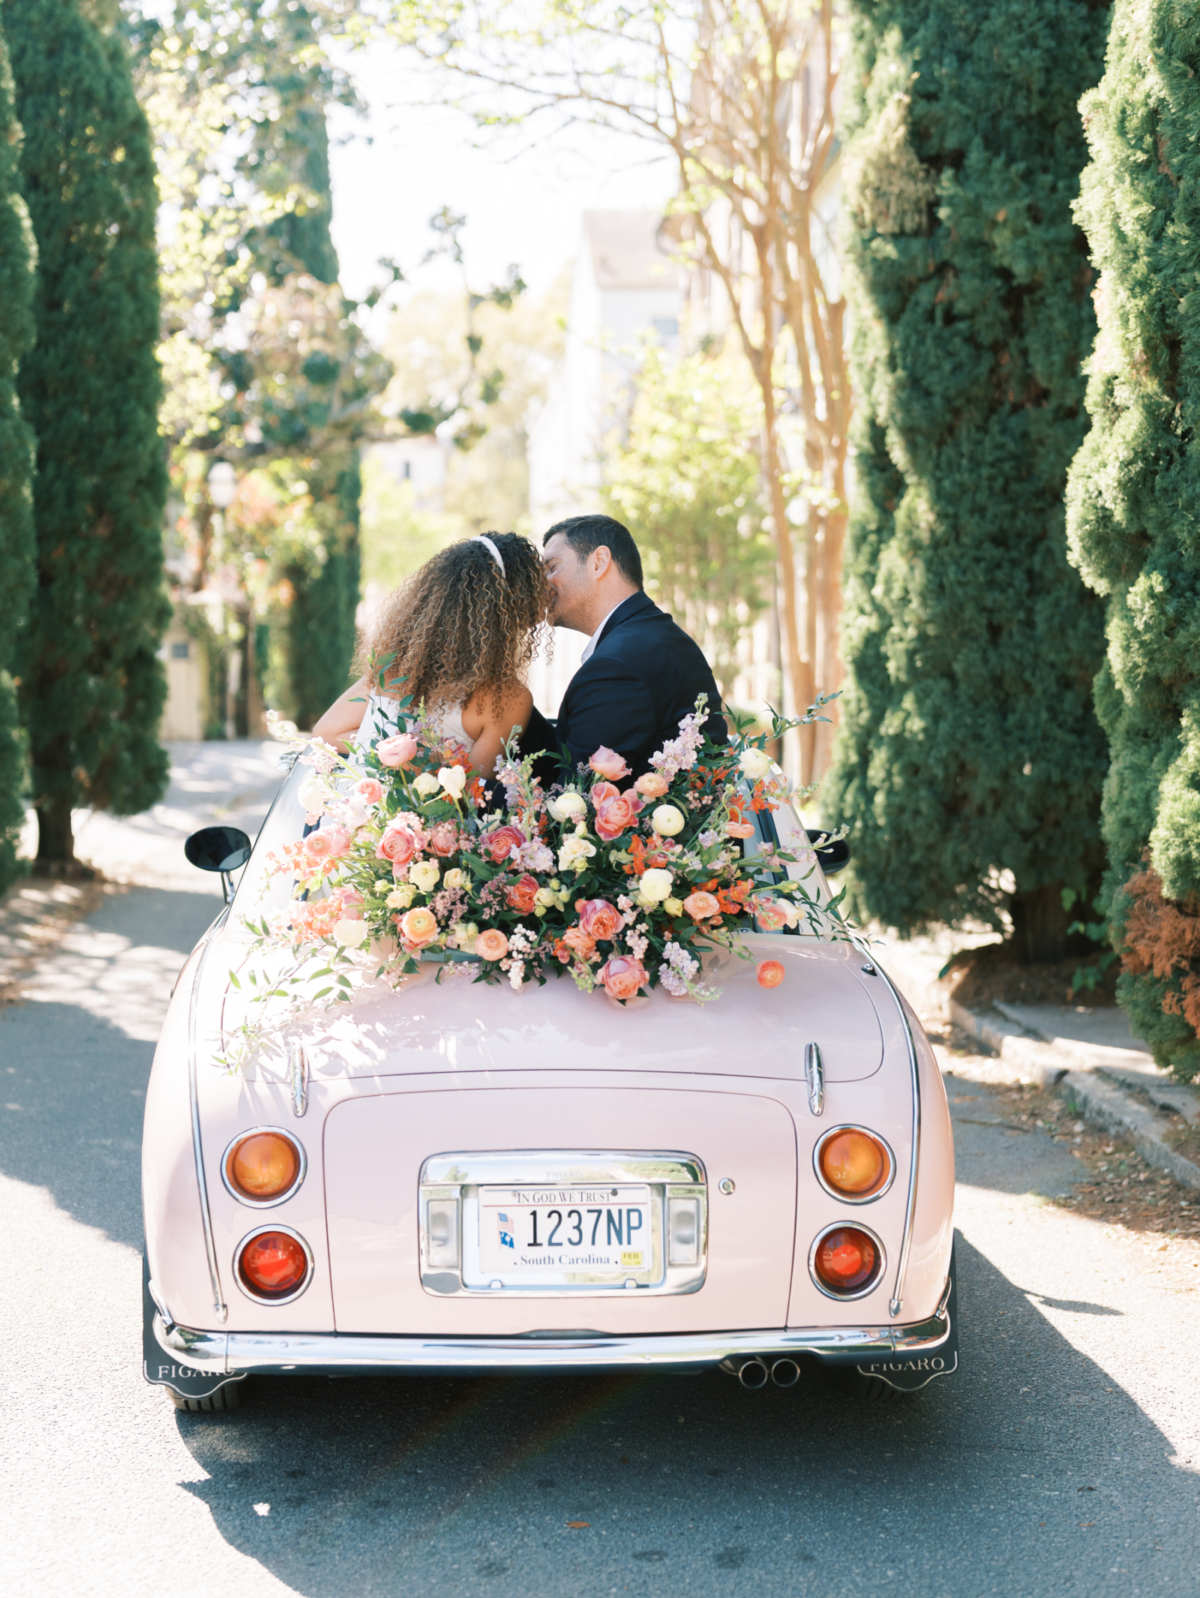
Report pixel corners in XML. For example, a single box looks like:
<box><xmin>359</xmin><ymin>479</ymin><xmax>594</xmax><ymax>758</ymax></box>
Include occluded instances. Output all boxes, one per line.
<box><xmin>853</xmin><ymin>1246</ymin><xmax>960</xmax><ymax>1393</ymax></box>
<box><xmin>142</xmin><ymin>1256</ymin><xmax>245</xmax><ymax>1402</ymax></box>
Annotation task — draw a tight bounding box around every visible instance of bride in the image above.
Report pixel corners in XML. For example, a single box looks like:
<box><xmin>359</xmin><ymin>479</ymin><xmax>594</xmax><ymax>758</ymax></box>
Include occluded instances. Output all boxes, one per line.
<box><xmin>313</xmin><ymin>532</ymin><xmax>550</xmax><ymax>778</ymax></box>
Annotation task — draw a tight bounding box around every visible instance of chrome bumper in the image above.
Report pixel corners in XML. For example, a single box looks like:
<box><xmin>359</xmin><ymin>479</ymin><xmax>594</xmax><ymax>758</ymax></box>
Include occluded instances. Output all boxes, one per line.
<box><xmin>149</xmin><ymin>1300</ymin><xmax>953</xmax><ymax>1381</ymax></box>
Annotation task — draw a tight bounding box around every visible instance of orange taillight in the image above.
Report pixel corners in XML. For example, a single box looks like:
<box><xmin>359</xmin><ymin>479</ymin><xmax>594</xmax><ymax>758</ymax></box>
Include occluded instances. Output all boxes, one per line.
<box><xmin>224</xmin><ymin>1130</ymin><xmax>303</xmax><ymax>1203</ymax></box>
<box><xmin>816</xmin><ymin>1128</ymin><xmax>892</xmax><ymax>1199</ymax></box>
<box><xmin>237</xmin><ymin>1229</ymin><xmax>311</xmax><ymax>1300</ymax></box>
<box><xmin>812</xmin><ymin>1226</ymin><xmax>883</xmax><ymax>1296</ymax></box>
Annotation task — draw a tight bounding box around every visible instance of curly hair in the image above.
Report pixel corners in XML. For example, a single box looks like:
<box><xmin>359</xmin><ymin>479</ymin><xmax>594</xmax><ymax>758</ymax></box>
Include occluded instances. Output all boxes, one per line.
<box><xmin>360</xmin><ymin>533</ymin><xmax>551</xmax><ymax>714</ymax></box>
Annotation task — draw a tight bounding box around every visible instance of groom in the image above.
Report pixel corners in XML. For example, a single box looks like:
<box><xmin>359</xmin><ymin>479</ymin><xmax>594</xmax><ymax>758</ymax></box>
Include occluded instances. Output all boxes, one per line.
<box><xmin>524</xmin><ymin>513</ymin><xmax>726</xmax><ymax>778</ymax></box>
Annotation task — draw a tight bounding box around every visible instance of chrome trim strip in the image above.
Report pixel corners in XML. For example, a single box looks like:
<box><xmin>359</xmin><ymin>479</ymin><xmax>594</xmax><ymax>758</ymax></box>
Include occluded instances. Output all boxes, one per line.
<box><xmin>807</xmin><ymin>1220</ymin><xmax>887</xmax><ymax>1302</ymax></box>
<box><xmin>188</xmin><ymin>933</ymin><xmax>228</xmax><ymax>1324</ymax></box>
<box><xmin>812</xmin><ymin>1125</ymin><xmax>897</xmax><ymax>1205</ymax></box>
<box><xmin>290</xmin><ymin>1042</ymin><xmax>308</xmax><ymax>1118</ymax></box>
<box><xmin>148</xmin><ymin>1306</ymin><xmax>953</xmax><ymax>1377</ymax></box>
<box><xmin>855</xmin><ymin>940</ymin><xmax>921</xmax><ymax>1318</ymax></box>
<box><xmin>804</xmin><ymin>1041</ymin><xmax>825</xmax><ymax>1116</ymax></box>
<box><xmin>219</xmin><ymin>1126</ymin><xmax>308</xmax><ymax>1209</ymax></box>
<box><xmin>232</xmin><ymin>1223</ymin><xmax>316</xmax><ymax>1307</ymax></box>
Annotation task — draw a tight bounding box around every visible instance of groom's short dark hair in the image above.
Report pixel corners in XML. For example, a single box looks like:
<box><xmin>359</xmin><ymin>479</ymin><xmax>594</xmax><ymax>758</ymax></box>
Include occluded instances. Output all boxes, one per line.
<box><xmin>543</xmin><ymin>514</ymin><xmax>644</xmax><ymax>589</ymax></box>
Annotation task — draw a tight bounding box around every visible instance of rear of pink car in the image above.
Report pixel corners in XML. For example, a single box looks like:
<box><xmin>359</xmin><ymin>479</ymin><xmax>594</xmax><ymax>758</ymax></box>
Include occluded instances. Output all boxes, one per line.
<box><xmin>142</xmin><ymin>770</ymin><xmax>958</xmax><ymax>1408</ymax></box>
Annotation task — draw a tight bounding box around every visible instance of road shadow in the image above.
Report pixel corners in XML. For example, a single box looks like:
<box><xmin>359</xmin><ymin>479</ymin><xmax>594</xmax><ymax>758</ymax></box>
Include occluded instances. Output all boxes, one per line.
<box><xmin>172</xmin><ymin>1233</ymin><xmax>1197</xmax><ymax>1598</ymax></box>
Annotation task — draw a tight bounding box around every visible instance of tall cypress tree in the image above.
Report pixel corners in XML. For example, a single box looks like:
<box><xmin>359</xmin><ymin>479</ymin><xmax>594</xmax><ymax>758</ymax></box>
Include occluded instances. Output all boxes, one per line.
<box><xmin>8</xmin><ymin>0</ymin><xmax>169</xmax><ymax>867</ymax></box>
<box><xmin>1065</xmin><ymin>0</ymin><xmax>1200</xmax><ymax>1080</ymax></box>
<box><xmin>0</xmin><ymin>17</ymin><xmax>36</xmax><ymax>895</ymax></box>
<box><xmin>827</xmin><ymin>0</ymin><xmax>1112</xmax><ymax>959</ymax></box>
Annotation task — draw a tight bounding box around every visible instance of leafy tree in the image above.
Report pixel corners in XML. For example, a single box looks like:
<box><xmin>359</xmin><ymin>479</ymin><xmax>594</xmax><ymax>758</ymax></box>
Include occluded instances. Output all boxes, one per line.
<box><xmin>1065</xmin><ymin>0</ymin><xmax>1200</xmax><ymax>1079</ymax></box>
<box><xmin>8</xmin><ymin>0</ymin><xmax>169</xmax><ymax>868</ymax></box>
<box><xmin>826</xmin><ymin>0</ymin><xmax>1111</xmax><ymax>960</ymax></box>
<box><xmin>603</xmin><ymin>344</ymin><xmax>773</xmax><ymax>700</ymax></box>
<box><xmin>0</xmin><ymin>16</ymin><xmax>36</xmax><ymax>893</ymax></box>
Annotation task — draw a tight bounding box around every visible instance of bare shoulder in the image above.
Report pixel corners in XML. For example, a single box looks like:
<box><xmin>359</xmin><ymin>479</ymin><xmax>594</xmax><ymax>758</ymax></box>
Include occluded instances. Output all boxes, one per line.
<box><xmin>464</xmin><ymin>682</ymin><xmax>532</xmax><ymax>737</ymax></box>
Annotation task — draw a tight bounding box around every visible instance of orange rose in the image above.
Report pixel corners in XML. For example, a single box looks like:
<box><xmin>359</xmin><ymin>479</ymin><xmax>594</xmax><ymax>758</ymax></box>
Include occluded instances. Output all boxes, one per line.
<box><xmin>475</xmin><ymin>928</ymin><xmax>509</xmax><ymax>961</ymax></box>
<box><xmin>398</xmin><ymin>907</ymin><xmax>438</xmax><ymax>948</ymax></box>
<box><xmin>562</xmin><ymin>925</ymin><xmax>598</xmax><ymax>961</ymax></box>
<box><xmin>682</xmin><ymin>890</ymin><xmax>720</xmax><ymax>921</ymax></box>
<box><xmin>481</xmin><ymin>824</ymin><xmax>525</xmax><ymax>865</ymax></box>
<box><xmin>505</xmin><ymin>873</ymin><xmax>540</xmax><ymax>914</ymax></box>
<box><xmin>598</xmin><ymin>954</ymin><xmax>648</xmax><ymax>1001</ymax></box>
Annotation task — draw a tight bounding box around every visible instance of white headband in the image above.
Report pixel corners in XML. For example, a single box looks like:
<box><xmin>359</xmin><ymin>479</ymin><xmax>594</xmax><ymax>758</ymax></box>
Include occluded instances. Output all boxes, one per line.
<box><xmin>472</xmin><ymin>534</ymin><xmax>505</xmax><ymax>575</ymax></box>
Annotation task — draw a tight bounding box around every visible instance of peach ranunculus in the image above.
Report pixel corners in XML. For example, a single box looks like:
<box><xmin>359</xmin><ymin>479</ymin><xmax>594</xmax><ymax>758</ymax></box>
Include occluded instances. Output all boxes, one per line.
<box><xmin>589</xmin><ymin>746</ymin><xmax>631</xmax><ymax>781</ymax></box>
<box><xmin>634</xmin><ymin>771</ymin><xmax>670</xmax><ymax>799</ymax></box>
<box><xmin>377</xmin><ymin>819</ymin><xmax>421</xmax><ymax>868</ymax></box>
<box><xmin>428</xmin><ymin>821</ymin><xmax>460</xmax><ymax>858</ymax></box>
<box><xmin>578</xmin><ymin>898</ymin><xmax>622</xmax><ymax>941</ymax></box>
<box><xmin>356</xmin><ymin>776</ymin><xmax>385</xmax><ymax>806</ymax></box>
<box><xmin>475</xmin><ymin>928</ymin><xmax>509</xmax><ymax>962</ymax></box>
<box><xmin>682</xmin><ymin>890</ymin><xmax>721</xmax><ymax>921</ymax></box>
<box><xmin>504</xmin><ymin>873</ymin><xmax>540</xmax><ymax>915</ymax></box>
<box><xmin>592</xmin><ymin>784</ymin><xmax>644</xmax><ymax>842</ymax></box>
<box><xmin>398</xmin><ymin>906</ymin><xmax>438</xmax><ymax>949</ymax></box>
<box><xmin>481</xmin><ymin>823</ymin><xmax>525</xmax><ymax>865</ymax></box>
<box><xmin>598</xmin><ymin>953</ymin><xmax>648</xmax><ymax>1001</ymax></box>
<box><xmin>562</xmin><ymin>925</ymin><xmax>598</xmax><ymax>961</ymax></box>
<box><xmin>726</xmin><ymin>820</ymin><xmax>756</xmax><ymax>839</ymax></box>
<box><xmin>374</xmin><ymin>731</ymin><xmax>419</xmax><ymax>768</ymax></box>
<box><xmin>304</xmin><ymin>824</ymin><xmax>352</xmax><ymax>866</ymax></box>
<box><xmin>750</xmin><ymin>895</ymin><xmax>789</xmax><ymax>932</ymax></box>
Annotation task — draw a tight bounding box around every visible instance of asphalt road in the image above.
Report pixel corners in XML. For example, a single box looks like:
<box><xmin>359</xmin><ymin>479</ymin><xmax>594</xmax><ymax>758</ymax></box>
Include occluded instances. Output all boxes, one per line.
<box><xmin>2</xmin><ymin>761</ymin><xmax>1198</xmax><ymax>1596</ymax></box>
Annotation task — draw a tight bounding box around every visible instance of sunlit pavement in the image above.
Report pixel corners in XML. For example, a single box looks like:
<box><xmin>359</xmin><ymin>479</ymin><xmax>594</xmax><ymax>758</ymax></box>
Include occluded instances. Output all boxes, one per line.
<box><xmin>1</xmin><ymin>747</ymin><xmax>1198</xmax><ymax>1597</ymax></box>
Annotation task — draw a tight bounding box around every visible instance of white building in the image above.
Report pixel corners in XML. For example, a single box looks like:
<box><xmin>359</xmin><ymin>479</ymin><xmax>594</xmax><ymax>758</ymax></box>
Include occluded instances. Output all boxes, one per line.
<box><xmin>527</xmin><ymin>210</ymin><xmax>682</xmax><ymax>712</ymax></box>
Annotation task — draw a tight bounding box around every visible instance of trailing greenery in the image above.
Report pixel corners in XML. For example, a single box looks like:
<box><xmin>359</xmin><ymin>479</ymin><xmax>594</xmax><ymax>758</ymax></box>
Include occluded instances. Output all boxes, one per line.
<box><xmin>827</xmin><ymin>0</ymin><xmax>1112</xmax><ymax>960</ymax></box>
<box><xmin>1065</xmin><ymin>0</ymin><xmax>1200</xmax><ymax>1080</ymax></box>
<box><xmin>8</xmin><ymin>0</ymin><xmax>169</xmax><ymax>864</ymax></box>
<box><xmin>0</xmin><ymin>16</ymin><xmax>36</xmax><ymax>893</ymax></box>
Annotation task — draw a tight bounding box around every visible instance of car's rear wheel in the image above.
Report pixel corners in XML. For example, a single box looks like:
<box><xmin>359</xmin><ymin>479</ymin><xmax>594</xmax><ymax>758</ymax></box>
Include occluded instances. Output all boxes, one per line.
<box><xmin>166</xmin><ymin>1381</ymin><xmax>242</xmax><ymax>1413</ymax></box>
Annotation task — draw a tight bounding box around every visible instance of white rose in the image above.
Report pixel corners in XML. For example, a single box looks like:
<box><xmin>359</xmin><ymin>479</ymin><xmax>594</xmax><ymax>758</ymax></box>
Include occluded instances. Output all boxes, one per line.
<box><xmin>558</xmin><ymin>835</ymin><xmax>597</xmax><ymax>872</ymax></box>
<box><xmin>639</xmin><ymin>868</ymin><xmax>674</xmax><ymax>904</ymax></box>
<box><xmin>650</xmin><ymin>804</ymin><xmax>686</xmax><ymax>837</ymax></box>
<box><xmin>664</xmin><ymin>896</ymin><xmax>685</xmax><ymax>917</ymax></box>
<box><xmin>738</xmin><ymin>746</ymin><xmax>772</xmax><ymax>780</ymax></box>
<box><xmin>454</xmin><ymin>921</ymin><xmax>479</xmax><ymax>951</ymax></box>
<box><xmin>332</xmin><ymin>917</ymin><xmax>368</xmax><ymax>948</ymax></box>
<box><xmin>438</xmin><ymin>765</ymin><xmax>467</xmax><ymax>799</ymax></box>
<box><xmin>549</xmin><ymin>790</ymin><xmax>588</xmax><ymax>822</ymax></box>
<box><xmin>443</xmin><ymin>868</ymin><xmax>467</xmax><ymax>891</ymax></box>
<box><xmin>412</xmin><ymin>772</ymin><xmax>440</xmax><ymax>797</ymax></box>
<box><xmin>534</xmin><ymin>886</ymin><xmax>558</xmax><ymax>909</ymax></box>
<box><xmin>386</xmin><ymin>884</ymin><xmax>416</xmax><ymax>909</ymax></box>
<box><xmin>298</xmin><ymin>774</ymin><xmax>329</xmax><ymax>815</ymax></box>
<box><xmin>409</xmin><ymin>860</ymin><xmax>441</xmax><ymax>892</ymax></box>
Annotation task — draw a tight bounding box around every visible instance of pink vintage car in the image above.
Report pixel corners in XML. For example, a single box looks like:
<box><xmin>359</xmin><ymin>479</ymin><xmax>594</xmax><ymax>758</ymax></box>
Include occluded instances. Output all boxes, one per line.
<box><xmin>142</xmin><ymin>759</ymin><xmax>958</xmax><ymax>1411</ymax></box>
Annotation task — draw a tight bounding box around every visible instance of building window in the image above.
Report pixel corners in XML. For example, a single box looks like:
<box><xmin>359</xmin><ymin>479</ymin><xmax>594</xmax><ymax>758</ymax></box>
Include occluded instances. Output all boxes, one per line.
<box><xmin>171</xmin><ymin>641</ymin><xmax>190</xmax><ymax>660</ymax></box>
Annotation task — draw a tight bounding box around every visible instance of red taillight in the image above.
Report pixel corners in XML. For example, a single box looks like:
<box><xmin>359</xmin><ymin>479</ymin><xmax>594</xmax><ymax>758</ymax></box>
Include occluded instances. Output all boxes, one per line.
<box><xmin>237</xmin><ymin>1230</ymin><xmax>311</xmax><ymax>1299</ymax></box>
<box><xmin>812</xmin><ymin>1226</ymin><xmax>882</xmax><ymax>1295</ymax></box>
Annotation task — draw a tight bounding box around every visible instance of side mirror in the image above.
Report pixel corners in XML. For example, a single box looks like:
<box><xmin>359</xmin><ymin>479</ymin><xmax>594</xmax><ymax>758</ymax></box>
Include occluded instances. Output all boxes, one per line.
<box><xmin>807</xmin><ymin>828</ymin><xmax>850</xmax><ymax>876</ymax></box>
<box><xmin>185</xmin><ymin>825</ymin><xmax>252</xmax><ymax>904</ymax></box>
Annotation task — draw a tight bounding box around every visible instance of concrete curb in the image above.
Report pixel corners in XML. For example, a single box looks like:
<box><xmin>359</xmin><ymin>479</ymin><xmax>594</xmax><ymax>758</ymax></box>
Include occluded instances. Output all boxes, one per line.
<box><xmin>948</xmin><ymin>998</ymin><xmax>1200</xmax><ymax>1193</ymax></box>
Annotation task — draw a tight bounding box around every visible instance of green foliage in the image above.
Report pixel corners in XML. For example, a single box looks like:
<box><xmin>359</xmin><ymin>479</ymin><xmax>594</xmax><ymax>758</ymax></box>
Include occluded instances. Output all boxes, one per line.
<box><xmin>603</xmin><ymin>344</ymin><xmax>773</xmax><ymax>700</ymax></box>
<box><xmin>0</xmin><ymin>17</ymin><xmax>36</xmax><ymax>893</ymax></box>
<box><xmin>827</xmin><ymin>0</ymin><xmax>1111</xmax><ymax>957</ymax></box>
<box><xmin>9</xmin><ymin>0</ymin><xmax>169</xmax><ymax>862</ymax></box>
<box><xmin>1065</xmin><ymin>0</ymin><xmax>1200</xmax><ymax>1079</ymax></box>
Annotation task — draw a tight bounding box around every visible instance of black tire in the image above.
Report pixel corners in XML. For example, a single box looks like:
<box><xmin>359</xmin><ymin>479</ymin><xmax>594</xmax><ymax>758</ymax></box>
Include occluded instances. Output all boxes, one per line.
<box><xmin>167</xmin><ymin>1381</ymin><xmax>242</xmax><ymax>1413</ymax></box>
<box><xmin>824</xmin><ymin>1366</ymin><xmax>913</xmax><ymax>1402</ymax></box>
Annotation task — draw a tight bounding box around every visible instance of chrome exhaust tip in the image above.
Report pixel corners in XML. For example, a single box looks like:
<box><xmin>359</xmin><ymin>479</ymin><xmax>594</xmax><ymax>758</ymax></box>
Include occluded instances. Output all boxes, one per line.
<box><xmin>737</xmin><ymin>1358</ymin><xmax>769</xmax><ymax>1390</ymax></box>
<box><xmin>770</xmin><ymin>1358</ymin><xmax>800</xmax><ymax>1388</ymax></box>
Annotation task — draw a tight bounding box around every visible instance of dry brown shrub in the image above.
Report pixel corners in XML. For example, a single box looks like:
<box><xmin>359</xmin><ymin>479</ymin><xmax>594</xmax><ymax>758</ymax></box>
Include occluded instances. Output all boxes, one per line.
<box><xmin>1120</xmin><ymin>866</ymin><xmax>1200</xmax><ymax>1037</ymax></box>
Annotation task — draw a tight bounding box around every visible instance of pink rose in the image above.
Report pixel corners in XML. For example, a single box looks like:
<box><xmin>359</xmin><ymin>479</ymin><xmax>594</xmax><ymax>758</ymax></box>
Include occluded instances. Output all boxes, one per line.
<box><xmin>356</xmin><ymin>777</ymin><xmax>384</xmax><ymax>806</ymax></box>
<box><xmin>589</xmin><ymin>746</ymin><xmax>631</xmax><ymax>781</ymax></box>
<box><xmin>304</xmin><ymin>824</ymin><xmax>351</xmax><ymax>865</ymax></box>
<box><xmin>476</xmin><ymin>928</ymin><xmax>509</xmax><ymax>962</ymax></box>
<box><xmin>578</xmin><ymin>898</ymin><xmax>622</xmax><ymax>941</ymax></box>
<box><xmin>398</xmin><ymin>907</ymin><xmax>438</xmax><ymax>949</ymax></box>
<box><xmin>428</xmin><ymin>821</ymin><xmax>459</xmax><ymax>858</ymax></box>
<box><xmin>336</xmin><ymin>887</ymin><xmax>365</xmax><ymax>913</ymax></box>
<box><xmin>598</xmin><ymin>954</ymin><xmax>648</xmax><ymax>1002</ymax></box>
<box><xmin>594</xmin><ymin>789</ymin><xmax>644</xmax><ymax>842</ymax></box>
<box><xmin>481</xmin><ymin>824</ymin><xmax>525</xmax><ymax>865</ymax></box>
<box><xmin>377</xmin><ymin>820</ymin><xmax>419</xmax><ymax>867</ymax></box>
<box><xmin>683</xmin><ymin>890</ymin><xmax>720</xmax><ymax>921</ymax></box>
<box><xmin>634</xmin><ymin>771</ymin><xmax>670</xmax><ymax>799</ymax></box>
<box><xmin>505</xmin><ymin>873</ymin><xmax>540</xmax><ymax>914</ymax></box>
<box><xmin>375</xmin><ymin>731</ymin><xmax>419</xmax><ymax>768</ymax></box>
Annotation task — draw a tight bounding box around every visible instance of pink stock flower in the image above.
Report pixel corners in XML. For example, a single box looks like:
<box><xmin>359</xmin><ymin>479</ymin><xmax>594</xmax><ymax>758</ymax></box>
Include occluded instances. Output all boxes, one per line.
<box><xmin>578</xmin><ymin>898</ymin><xmax>622</xmax><ymax>941</ymax></box>
<box><xmin>598</xmin><ymin>954</ymin><xmax>648</xmax><ymax>1002</ymax></box>
<box><xmin>634</xmin><ymin>771</ymin><xmax>670</xmax><ymax>799</ymax></box>
<box><xmin>428</xmin><ymin>821</ymin><xmax>460</xmax><ymax>858</ymax></box>
<box><xmin>593</xmin><ymin>787</ymin><xmax>644</xmax><ymax>842</ymax></box>
<box><xmin>481</xmin><ymin>823</ymin><xmax>525</xmax><ymax>865</ymax></box>
<box><xmin>476</xmin><ymin>928</ymin><xmax>509</xmax><ymax>962</ymax></box>
<box><xmin>375</xmin><ymin>731</ymin><xmax>419</xmax><ymax>768</ymax></box>
<box><xmin>356</xmin><ymin>777</ymin><xmax>384</xmax><ymax>806</ymax></box>
<box><xmin>682</xmin><ymin>890</ymin><xmax>720</xmax><ymax>921</ymax></box>
<box><xmin>304</xmin><ymin>824</ymin><xmax>352</xmax><ymax>866</ymax></box>
<box><xmin>589</xmin><ymin>746</ymin><xmax>630</xmax><ymax>781</ymax></box>
<box><xmin>398</xmin><ymin>907</ymin><xmax>438</xmax><ymax>949</ymax></box>
<box><xmin>377</xmin><ymin>819</ymin><xmax>420</xmax><ymax>867</ymax></box>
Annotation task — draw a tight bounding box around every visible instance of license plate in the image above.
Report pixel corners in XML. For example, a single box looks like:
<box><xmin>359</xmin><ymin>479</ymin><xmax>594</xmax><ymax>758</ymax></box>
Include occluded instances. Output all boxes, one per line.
<box><xmin>476</xmin><ymin>1184</ymin><xmax>654</xmax><ymax>1282</ymax></box>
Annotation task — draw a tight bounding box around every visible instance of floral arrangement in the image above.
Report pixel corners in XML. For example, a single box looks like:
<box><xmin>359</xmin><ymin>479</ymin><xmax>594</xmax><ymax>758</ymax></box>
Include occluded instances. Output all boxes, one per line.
<box><xmin>234</xmin><ymin>692</ymin><xmax>843</xmax><ymax>1048</ymax></box>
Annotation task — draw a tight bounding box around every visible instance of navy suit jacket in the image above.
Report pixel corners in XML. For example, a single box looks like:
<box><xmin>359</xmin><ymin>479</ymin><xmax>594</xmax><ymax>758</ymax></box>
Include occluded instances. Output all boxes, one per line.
<box><xmin>522</xmin><ymin>592</ymin><xmax>726</xmax><ymax>780</ymax></box>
